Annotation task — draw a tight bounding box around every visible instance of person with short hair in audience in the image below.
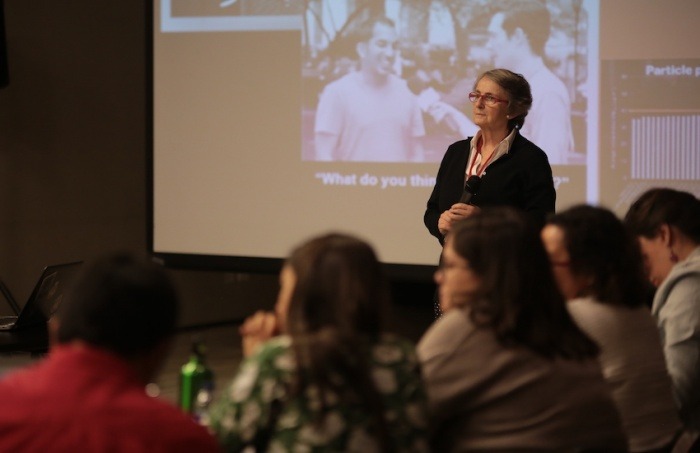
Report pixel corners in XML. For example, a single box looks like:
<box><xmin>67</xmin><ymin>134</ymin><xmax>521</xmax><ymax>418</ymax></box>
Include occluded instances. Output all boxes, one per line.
<box><xmin>542</xmin><ymin>205</ymin><xmax>683</xmax><ymax>452</ymax></box>
<box><xmin>418</xmin><ymin>207</ymin><xmax>627</xmax><ymax>452</ymax></box>
<box><xmin>625</xmin><ymin>188</ymin><xmax>700</xmax><ymax>434</ymax></box>
<box><xmin>209</xmin><ymin>233</ymin><xmax>429</xmax><ymax>452</ymax></box>
<box><xmin>0</xmin><ymin>254</ymin><xmax>221</xmax><ymax>452</ymax></box>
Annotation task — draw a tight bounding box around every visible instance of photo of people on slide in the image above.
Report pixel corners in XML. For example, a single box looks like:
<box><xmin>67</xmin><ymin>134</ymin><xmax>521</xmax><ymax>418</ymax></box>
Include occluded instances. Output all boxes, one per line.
<box><xmin>301</xmin><ymin>0</ymin><xmax>593</xmax><ymax>164</ymax></box>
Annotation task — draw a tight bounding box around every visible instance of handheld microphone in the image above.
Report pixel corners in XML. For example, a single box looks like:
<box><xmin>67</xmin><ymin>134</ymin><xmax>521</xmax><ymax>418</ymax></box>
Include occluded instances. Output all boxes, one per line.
<box><xmin>459</xmin><ymin>175</ymin><xmax>481</xmax><ymax>204</ymax></box>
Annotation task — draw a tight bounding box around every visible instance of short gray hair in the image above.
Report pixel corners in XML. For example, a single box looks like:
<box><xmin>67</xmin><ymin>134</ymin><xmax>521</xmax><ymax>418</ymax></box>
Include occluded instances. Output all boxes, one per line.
<box><xmin>475</xmin><ymin>68</ymin><xmax>533</xmax><ymax>130</ymax></box>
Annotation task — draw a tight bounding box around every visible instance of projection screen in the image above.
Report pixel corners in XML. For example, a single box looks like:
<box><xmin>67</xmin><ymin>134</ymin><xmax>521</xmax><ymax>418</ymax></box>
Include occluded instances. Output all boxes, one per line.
<box><xmin>151</xmin><ymin>0</ymin><xmax>700</xmax><ymax>275</ymax></box>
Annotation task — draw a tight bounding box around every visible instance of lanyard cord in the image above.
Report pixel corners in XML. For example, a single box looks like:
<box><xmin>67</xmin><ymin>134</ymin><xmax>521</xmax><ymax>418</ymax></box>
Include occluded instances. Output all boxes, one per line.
<box><xmin>467</xmin><ymin>137</ymin><xmax>495</xmax><ymax>177</ymax></box>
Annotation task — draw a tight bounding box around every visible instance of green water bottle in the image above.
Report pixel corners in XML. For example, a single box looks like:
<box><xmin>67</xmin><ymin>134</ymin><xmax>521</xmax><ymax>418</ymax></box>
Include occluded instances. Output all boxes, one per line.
<box><xmin>179</xmin><ymin>340</ymin><xmax>214</xmax><ymax>423</ymax></box>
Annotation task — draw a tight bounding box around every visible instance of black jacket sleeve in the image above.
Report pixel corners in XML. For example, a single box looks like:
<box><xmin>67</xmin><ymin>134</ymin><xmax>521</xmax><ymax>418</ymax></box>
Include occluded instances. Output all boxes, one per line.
<box><xmin>424</xmin><ymin>139</ymin><xmax>472</xmax><ymax>246</ymax></box>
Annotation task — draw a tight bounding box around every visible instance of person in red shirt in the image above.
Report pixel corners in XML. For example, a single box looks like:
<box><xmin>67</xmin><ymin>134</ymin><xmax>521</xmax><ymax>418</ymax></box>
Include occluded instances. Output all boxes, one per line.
<box><xmin>0</xmin><ymin>254</ymin><xmax>221</xmax><ymax>453</ymax></box>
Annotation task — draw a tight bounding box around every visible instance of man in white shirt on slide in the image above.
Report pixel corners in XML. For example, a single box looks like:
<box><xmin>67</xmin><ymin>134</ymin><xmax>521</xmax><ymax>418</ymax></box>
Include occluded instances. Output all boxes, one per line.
<box><xmin>314</xmin><ymin>16</ymin><xmax>425</xmax><ymax>163</ymax></box>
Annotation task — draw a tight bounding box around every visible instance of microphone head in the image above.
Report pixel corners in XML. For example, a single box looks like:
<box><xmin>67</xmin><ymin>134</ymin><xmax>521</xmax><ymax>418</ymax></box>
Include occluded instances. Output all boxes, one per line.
<box><xmin>464</xmin><ymin>175</ymin><xmax>481</xmax><ymax>194</ymax></box>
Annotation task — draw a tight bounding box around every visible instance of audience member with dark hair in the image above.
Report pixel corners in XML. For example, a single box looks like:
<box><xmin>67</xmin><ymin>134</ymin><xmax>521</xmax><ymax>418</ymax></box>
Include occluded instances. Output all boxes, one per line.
<box><xmin>625</xmin><ymin>188</ymin><xmax>700</xmax><ymax>432</ymax></box>
<box><xmin>417</xmin><ymin>207</ymin><xmax>626</xmax><ymax>451</ymax></box>
<box><xmin>543</xmin><ymin>205</ymin><xmax>682</xmax><ymax>451</ymax></box>
<box><xmin>209</xmin><ymin>233</ymin><xmax>428</xmax><ymax>452</ymax></box>
<box><xmin>0</xmin><ymin>253</ymin><xmax>221</xmax><ymax>452</ymax></box>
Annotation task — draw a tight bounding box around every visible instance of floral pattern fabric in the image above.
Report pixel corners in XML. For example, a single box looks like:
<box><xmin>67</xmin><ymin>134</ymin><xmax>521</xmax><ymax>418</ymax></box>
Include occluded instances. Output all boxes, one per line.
<box><xmin>209</xmin><ymin>335</ymin><xmax>429</xmax><ymax>452</ymax></box>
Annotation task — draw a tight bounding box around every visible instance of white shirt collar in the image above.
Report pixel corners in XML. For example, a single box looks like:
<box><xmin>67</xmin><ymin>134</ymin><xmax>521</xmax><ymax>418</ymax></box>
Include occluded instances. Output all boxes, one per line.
<box><xmin>466</xmin><ymin>128</ymin><xmax>517</xmax><ymax>178</ymax></box>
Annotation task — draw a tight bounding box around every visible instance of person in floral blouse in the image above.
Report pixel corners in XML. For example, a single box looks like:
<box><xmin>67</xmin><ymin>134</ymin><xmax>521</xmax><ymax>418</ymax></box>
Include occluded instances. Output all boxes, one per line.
<box><xmin>209</xmin><ymin>233</ymin><xmax>429</xmax><ymax>452</ymax></box>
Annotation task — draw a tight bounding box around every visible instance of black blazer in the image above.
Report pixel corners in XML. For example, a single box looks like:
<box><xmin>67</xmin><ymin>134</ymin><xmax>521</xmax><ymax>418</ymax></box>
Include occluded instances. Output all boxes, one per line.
<box><xmin>424</xmin><ymin>131</ymin><xmax>556</xmax><ymax>245</ymax></box>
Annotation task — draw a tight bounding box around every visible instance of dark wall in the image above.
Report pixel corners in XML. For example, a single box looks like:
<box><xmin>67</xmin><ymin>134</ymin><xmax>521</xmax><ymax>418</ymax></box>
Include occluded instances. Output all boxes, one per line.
<box><xmin>0</xmin><ymin>1</ymin><xmax>281</xmax><ymax>325</ymax></box>
<box><xmin>0</xmin><ymin>0</ymin><xmax>8</xmax><ymax>88</ymax></box>
<box><xmin>0</xmin><ymin>1</ymin><xmax>433</xmax><ymax>334</ymax></box>
<box><xmin>0</xmin><ymin>1</ymin><xmax>148</xmax><ymax>293</ymax></box>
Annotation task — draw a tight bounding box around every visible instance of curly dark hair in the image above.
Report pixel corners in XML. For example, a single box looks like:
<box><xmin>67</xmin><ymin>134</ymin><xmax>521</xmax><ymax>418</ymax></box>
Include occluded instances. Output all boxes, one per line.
<box><xmin>547</xmin><ymin>205</ymin><xmax>652</xmax><ymax>308</ymax></box>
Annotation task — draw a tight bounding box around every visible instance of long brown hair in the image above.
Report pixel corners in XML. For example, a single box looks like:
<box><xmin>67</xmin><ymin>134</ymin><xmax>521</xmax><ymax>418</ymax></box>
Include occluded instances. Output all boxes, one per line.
<box><xmin>450</xmin><ymin>208</ymin><xmax>599</xmax><ymax>360</ymax></box>
<box><xmin>285</xmin><ymin>233</ymin><xmax>394</xmax><ymax>450</ymax></box>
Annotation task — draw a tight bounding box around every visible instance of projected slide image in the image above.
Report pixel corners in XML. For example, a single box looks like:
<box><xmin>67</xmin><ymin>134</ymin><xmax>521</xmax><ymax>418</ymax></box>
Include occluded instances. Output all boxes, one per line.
<box><xmin>301</xmin><ymin>0</ymin><xmax>595</xmax><ymax>165</ymax></box>
<box><xmin>600</xmin><ymin>59</ymin><xmax>700</xmax><ymax>212</ymax></box>
<box><xmin>155</xmin><ymin>0</ymin><xmax>639</xmax><ymax>268</ymax></box>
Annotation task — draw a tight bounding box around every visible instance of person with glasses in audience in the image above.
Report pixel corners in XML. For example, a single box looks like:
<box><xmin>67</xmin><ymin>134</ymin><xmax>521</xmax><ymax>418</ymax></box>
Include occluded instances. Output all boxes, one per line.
<box><xmin>424</xmin><ymin>68</ymin><xmax>555</xmax><ymax>316</ymax></box>
<box><xmin>418</xmin><ymin>207</ymin><xmax>626</xmax><ymax>451</ymax></box>
<box><xmin>542</xmin><ymin>205</ymin><xmax>683</xmax><ymax>452</ymax></box>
